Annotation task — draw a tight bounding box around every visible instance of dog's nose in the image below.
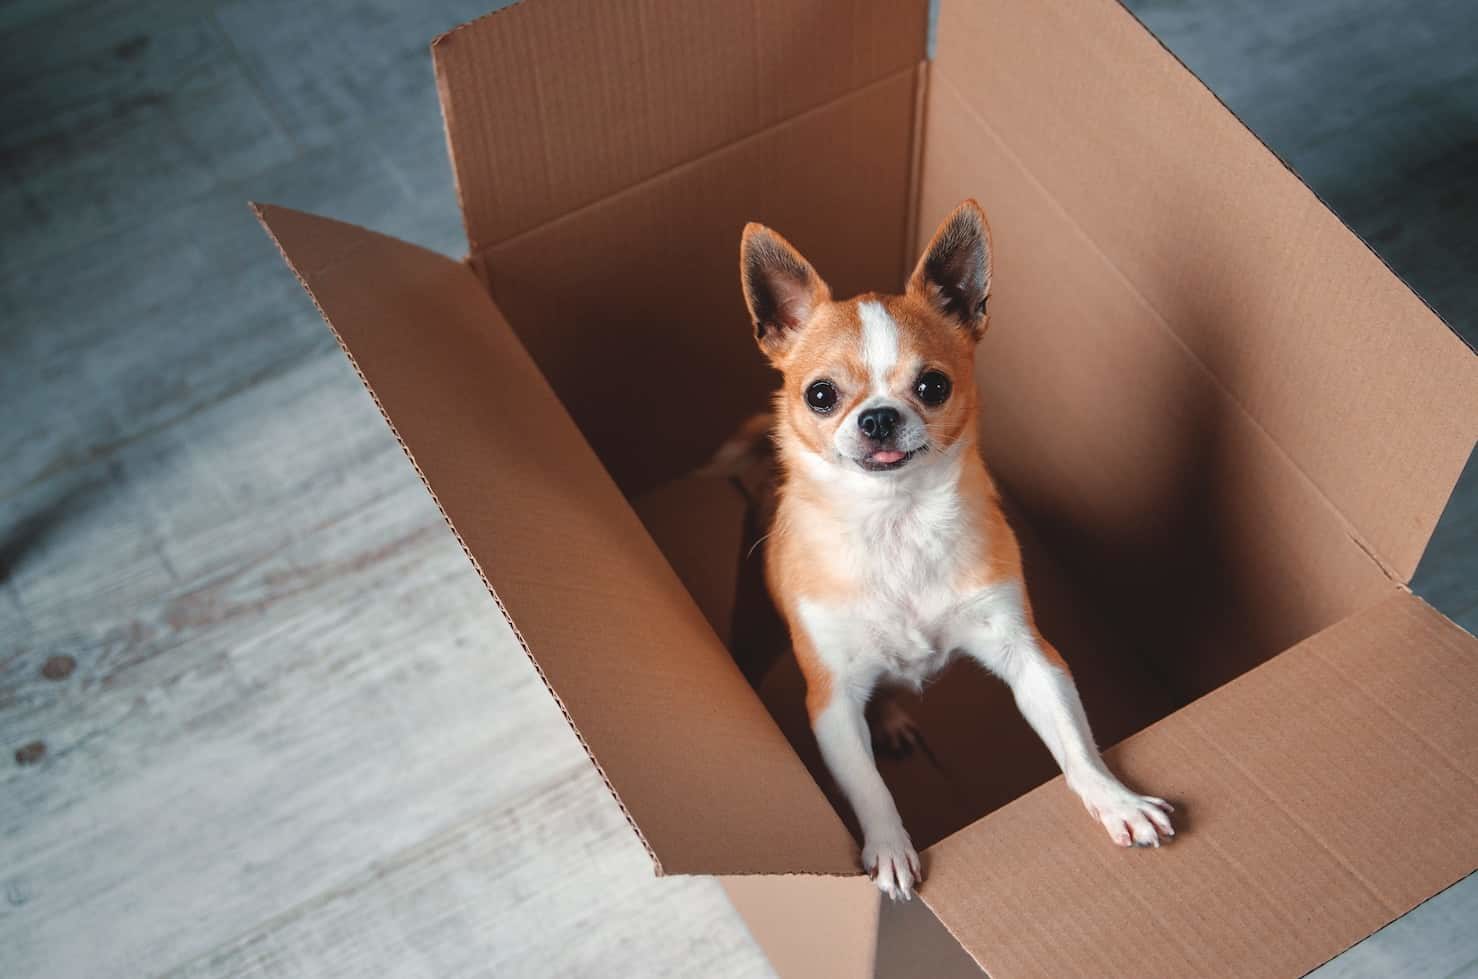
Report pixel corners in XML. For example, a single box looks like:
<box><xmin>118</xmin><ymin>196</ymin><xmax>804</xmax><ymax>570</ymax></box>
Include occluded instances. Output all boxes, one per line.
<box><xmin>857</xmin><ymin>406</ymin><xmax>900</xmax><ymax>442</ymax></box>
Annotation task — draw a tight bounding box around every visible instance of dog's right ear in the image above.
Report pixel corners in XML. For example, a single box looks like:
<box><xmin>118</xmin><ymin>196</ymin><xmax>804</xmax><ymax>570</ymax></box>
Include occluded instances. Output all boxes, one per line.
<box><xmin>740</xmin><ymin>223</ymin><xmax>830</xmax><ymax>359</ymax></box>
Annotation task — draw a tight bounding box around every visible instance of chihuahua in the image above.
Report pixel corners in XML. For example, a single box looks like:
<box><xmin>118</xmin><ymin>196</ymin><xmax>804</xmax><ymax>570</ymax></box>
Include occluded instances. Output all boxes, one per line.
<box><xmin>737</xmin><ymin>200</ymin><xmax>1174</xmax><ymax>900</ymax></box>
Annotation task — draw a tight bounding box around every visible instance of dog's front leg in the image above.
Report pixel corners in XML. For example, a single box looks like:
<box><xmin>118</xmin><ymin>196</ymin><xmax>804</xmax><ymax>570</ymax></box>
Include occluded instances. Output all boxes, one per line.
<box><xmin>795</xmin><ymin>633</ymin><xmax>920</xmax><ymax>898</ymax></box>
<box><xmin>957</xmin><ymin>583</ymin><xmax>1175</xmax><ymax>847</ymax></box>
<box><xmin>812</xmin><ymin>685</ymin><xmax>921</xmax><ymax>898</ymax></box>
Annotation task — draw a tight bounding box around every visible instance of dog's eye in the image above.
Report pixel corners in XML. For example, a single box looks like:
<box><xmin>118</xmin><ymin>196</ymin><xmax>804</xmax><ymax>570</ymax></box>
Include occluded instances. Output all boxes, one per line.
<box><xmin>805</xmin><ymin>380</ymin><xmax>838</xmax><ymax>413</ymax></box>
<box><xmin>915</xmin><ymin>370</ymin><xmax>951</xmax><ymax>407</ymax></box>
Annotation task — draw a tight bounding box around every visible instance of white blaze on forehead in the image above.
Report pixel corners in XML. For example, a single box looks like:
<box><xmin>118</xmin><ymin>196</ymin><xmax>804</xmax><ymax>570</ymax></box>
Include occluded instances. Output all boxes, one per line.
<box><xmin>857</xmin><ymin>300</ymin><xmax>899</xmax><ymax>392</ymax></box>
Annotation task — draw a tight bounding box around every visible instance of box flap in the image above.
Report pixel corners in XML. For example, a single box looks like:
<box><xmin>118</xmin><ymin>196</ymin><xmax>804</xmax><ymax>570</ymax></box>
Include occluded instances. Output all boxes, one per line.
<box><xmin>482</xmin><ymin>67</ymin><xmax>920</xmax><ymax>495</ymax></box>
<box><xmin>931</xmin><ymin>0</ymin><xmax>1478</xmax><ymax>581</ymax></box>
<box><xmin>252</xmin><ymin>204</ymin><xmax>857</xmax><ymax>876</ymax></box>
<box><xmin>721</xmin><ymin>875</ymin><xmax>880</xmax><ymax>979</ymax></box>
<box><xmin>874</xmin><ymin>896</ymin><xmax>986</xmax><ymax>979</ymax></box>
<box><xmin>432</xmin><ymin>0</ymin><xmax>928</xmax><ymax>251</ymax></box>
<box><xmin>919</xmin><ymin>590</ymin><xmax>1478</xmax><ymax>979</ymax></box>
<box><xmin>916</xmin><ymin>64</ymin><xmax>1399</xmax><ymax>700</ymax></box>
<box><xmin>631</xmin><ymin>476</ymin><xmax>750</xmax><ymax>648</ymax></box>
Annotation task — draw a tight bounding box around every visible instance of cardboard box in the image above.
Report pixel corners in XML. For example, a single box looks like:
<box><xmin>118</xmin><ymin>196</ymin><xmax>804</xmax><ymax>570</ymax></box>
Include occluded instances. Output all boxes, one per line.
<box><xmin>253</xmin><ymin>1</ymin><xmax>1478</xmax><ymax>975</ymax></box>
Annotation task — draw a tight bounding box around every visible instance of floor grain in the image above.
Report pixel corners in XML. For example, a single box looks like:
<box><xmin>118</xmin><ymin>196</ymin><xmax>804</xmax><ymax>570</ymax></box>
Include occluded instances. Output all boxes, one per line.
<box><xmin>1</xmin><ymin>0</ymin><xmax>1473</xmax><ymax>976</ymax></box>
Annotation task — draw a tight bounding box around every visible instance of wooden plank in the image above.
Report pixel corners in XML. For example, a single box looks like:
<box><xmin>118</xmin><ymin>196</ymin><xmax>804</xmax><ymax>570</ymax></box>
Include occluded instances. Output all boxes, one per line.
<box><xmin>0</xmin><ymin>138</ymin><xmax>456</xmax><ymax>506</ymax></box>
<box><xmin>0</xmin><ymin>0</ymin><xmax>296</xmax><ymax>271</ymax></box>
<box><xmin>1</xmin><ymin>344</ymin><xmax>772</xmax><ymax>976</ymax></box>
<box><xmin>161</xmin><ymin>772</ymin><xmax>772</xmax><ymax>979</ymax></box>
<box><xmin>0</xmin><ymin>358</ymin><xmax>481</xmax><ymax>967</ymax></box>
<box><xmin>212</xmin><ymin>0</ymin><xmax>502</xmax><ymax>151</ymax></box>
<box><xmin>0</xmin><ymin>0</ymin><xmax>1474</xmax><ymax>977</ymax></box>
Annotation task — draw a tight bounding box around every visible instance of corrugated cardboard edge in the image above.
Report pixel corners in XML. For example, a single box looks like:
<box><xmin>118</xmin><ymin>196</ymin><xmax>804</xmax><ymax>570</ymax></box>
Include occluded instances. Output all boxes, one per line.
<box><xmin>1299</xmin><ymin>869</ymin><xmax>1478</xmax><ymax>978</ymax></box>
<box><xmin>431</xmin><ymin>42</ymin><xmax>477</xmax><ymax>257</ymax></box>
<box><xmin>430</xmin><ymin>0</ymin><xmax>929</xmax><ymax>257</ymax></box>
<box><xmin>249</xmin><ymin>201</ymin><xmax>663</xmax><ymax>874</ymax></box>
<box><xmin>916</xmin><ymin>589</ymin><xmax>1478</xmax><ymax>978</ymax></box>
<box><xmin>934</xmin><ymin>0</ymin><xmax>1478</xmax><ymax>582</ymax></box>
<box><xmin>461</xmin><ymin>64</ymin><xmax>925</xmax><ymax>276</ymax></box>
<box><xmin>1111</xmin><ymin>0</ymin><xmax>1475</xmax><ymax>360</ymax></box>
<box><xmin>427</xmin><ymin>0</ymin><xmax>538</xmax><ymax>257</ymax></box>
<box><xmin>1106</xmin><ymin>2</ymin><xmax>1478</xmax><ymax>586</ymax></box>
<box><xmin>922</xmin><ymin>63</ymin><xmax>1412</xmax><ymax>592</ymax></box>
<box><xmin>901</xmin><ymin>59</ymin><xmax>931</xmax><ymax>287</ymax></box>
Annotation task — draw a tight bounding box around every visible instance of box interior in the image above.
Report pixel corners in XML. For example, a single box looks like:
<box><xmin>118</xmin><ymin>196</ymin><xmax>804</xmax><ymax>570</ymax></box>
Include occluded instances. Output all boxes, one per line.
<box><xmin>256</xmin><ymin>0</ymin><xmax>1478</xmax><ymax>972</ymax></box>
<box><xmin>433</xmin><ymin>0</ymin><xmax>1472</xmax><ymax>853</ymax></box>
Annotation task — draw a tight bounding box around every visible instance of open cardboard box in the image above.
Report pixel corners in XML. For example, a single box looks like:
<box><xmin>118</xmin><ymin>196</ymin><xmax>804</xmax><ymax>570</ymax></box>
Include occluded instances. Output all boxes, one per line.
<box><xmin>254</xmin><ymin>1</ymin><xmax>1478</xmax><ymax>975</ymax></box>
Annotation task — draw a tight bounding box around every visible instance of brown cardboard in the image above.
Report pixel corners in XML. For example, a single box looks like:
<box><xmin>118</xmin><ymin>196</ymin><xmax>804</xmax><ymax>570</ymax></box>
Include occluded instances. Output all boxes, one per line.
<box><xmin>719</xmin><ymin>870</ymin><xmax>982</xmax><ymax>979</ymax></box>
<box><xmin>930</xmin><ymin>0</ymin><xmax>1478</xmax><ymax>584</ymax></box>
<box><xmin>918</xmin><ymin>66</ymin><xmax>1399</xmax><ymax>699</ymax></box>
<box><xmin>252</xmin><ymin>204</ymin><xmax>857</xmax><ymax>877</ymax></box>
<box><xmin>920</xmin><ymin>590</ymin><xmax>1478</xmax><ymax>979</ymax></box>
<box><xmin>482</xmin><ymin>68</ymin><xmax>920</xmax><ymax>495</ymax></box>
<box><xmin>255</xmin><ymin>0</ymin><xmax>1478</xmax><ymax>975</ymax></box>
<box><xmin>630</xmin><ymin>476</ymin><xmax>748</xmax><ymax>649</ymax></box>
<box><xmin>634</xmin><ymin>474</ymin><xmax>1181</xmax><ymax>852</ymax></box>
<box><xmin>432</xmin><ymin>0</ymin><xmax>928</xmax><ymax>251</ymax></box>
<box><xmin>720</xmin><ymin>875</ymin><xmax>879</xmax><ymax>979</ymax></box>
<box><xmin>873</xmin><ymin>892</ymin><xmax>989</xmax><ymax>979</ymax></box>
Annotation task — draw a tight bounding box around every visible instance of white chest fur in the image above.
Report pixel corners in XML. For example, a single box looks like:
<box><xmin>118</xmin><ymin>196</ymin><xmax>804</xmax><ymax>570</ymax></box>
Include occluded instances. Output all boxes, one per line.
<box><xmin>791</xmin><ymin>449</ymin><xmax>1019</xmax><ymax>692</ymax></box>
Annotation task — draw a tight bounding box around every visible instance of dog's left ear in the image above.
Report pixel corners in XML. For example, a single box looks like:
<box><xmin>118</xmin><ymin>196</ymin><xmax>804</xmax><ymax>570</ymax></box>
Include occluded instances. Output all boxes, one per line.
<box><xmin>908</xmin><ymin>199</ymin><xmax>992</xmax><ymax>340</ymax></box>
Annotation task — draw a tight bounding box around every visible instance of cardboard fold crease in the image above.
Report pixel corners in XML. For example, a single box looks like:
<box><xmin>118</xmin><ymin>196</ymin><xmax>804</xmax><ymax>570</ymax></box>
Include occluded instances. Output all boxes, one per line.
<box><xmin>252</xmin><ymin>203</ymin><xmax>858</xmax><ymax>877</ymax></box>
<box><xmin>257</xmin><ymin>1</ymin><xmax>1478</xmax><ymax>976</ymax></box>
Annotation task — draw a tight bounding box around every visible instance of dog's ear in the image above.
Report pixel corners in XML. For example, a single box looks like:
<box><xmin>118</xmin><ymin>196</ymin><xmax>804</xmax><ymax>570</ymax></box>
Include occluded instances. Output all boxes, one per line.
<box><xmin>908</xmin><ymin>199</ymin><xmax>992</xmax><ymax>340</ymax></box>
<box><xmin>741</xmin><ymin>223</ymin><xmax>830</xmax><ymax>359</ymax></box>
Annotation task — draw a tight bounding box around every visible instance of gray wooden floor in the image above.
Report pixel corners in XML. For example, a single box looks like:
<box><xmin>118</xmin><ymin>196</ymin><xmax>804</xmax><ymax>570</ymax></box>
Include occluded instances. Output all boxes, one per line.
<box><xmin>1</xmin><ymin>1</ymin><xmax>1473</xmax><ymax>977</ymax></box>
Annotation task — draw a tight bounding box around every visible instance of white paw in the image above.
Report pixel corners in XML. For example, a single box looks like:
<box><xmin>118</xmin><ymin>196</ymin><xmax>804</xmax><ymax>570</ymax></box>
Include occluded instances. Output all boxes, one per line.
<box><xmin>1078</xmin><ymin>780</ymin><xmax>1175</xmax><ymax>848</ymax></box>
<box><xmin>862</xmin><ymin>833</ymin><xmax>922</xmax><ymax>900</ymax></box>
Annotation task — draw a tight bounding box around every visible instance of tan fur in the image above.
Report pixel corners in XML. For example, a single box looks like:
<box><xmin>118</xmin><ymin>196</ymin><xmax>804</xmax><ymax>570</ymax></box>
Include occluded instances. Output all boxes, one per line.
<box><xmin>746</xmin><ymin>216</ymin><xmax>1050</xmax><ymax>716</ymax></box>
<box><xmin>736</xmin><ymin>202</ymin><xmax>1171</xmax><ymax>897</ymax></box>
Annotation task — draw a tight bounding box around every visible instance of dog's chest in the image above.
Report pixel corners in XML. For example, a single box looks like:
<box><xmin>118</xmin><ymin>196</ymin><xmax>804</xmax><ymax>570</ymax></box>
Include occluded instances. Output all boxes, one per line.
<box><xmin>803</xmin><ymin>581</ymin><xmax>962</xmax><ymax>689</ymax></box>
<box><xmin>799</xmin><ymin>483</ymin><xmax>980</xmax><ymax>686</ymax></box>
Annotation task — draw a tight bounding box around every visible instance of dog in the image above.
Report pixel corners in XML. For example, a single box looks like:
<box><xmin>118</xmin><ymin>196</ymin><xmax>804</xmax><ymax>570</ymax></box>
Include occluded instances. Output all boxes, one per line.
<box><xmin>736</xmin><ymin>199</ymin><xmax>1174</xmax><ymax>900</ymax></box>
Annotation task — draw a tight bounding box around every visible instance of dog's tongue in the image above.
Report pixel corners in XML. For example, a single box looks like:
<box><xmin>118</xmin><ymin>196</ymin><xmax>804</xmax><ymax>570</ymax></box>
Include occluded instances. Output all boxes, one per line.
<box><xmin>870</xmin><ymin>449</ymin><xmax>906</xmax><ymax>465</ymax></box>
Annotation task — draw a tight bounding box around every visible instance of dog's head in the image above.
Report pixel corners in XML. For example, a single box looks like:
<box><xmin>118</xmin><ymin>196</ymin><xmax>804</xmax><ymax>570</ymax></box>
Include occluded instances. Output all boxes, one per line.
<box><xmin>740</xmin><ymin>200</ymin><xmax>992</xmax><ymax>478</ymax></box>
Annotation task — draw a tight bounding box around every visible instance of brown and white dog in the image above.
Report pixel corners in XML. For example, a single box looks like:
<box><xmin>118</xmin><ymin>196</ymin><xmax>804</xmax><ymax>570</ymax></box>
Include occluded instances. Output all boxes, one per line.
<box><xmin>738</xmin><ymin>200</ymin><xmax>1174</xmax><ymax>900</ymax></box>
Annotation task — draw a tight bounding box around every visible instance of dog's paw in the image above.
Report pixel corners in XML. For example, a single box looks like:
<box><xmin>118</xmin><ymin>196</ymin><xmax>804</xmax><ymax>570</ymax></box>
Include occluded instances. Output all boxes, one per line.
<box><xmin>863</xmin><ymin>834</ymin><xmax>922</xmax><ymax>900</ymax></box>
<box><xmin>870</xmin><ymin>700</ymin><xmax>922</xmax><ymax>759</ymax></box>
<box><xmin>1078</xmin><ymin>781</ymin><xmax>1175</xmax><ymax>848</ymax></box>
